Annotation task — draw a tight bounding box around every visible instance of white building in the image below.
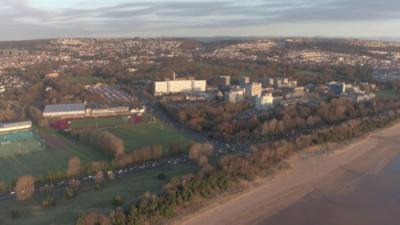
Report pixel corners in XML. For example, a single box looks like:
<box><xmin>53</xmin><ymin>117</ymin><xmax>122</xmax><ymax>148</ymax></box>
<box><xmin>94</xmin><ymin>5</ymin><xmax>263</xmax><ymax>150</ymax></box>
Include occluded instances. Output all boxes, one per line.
<box><xmin>353</xmin><ymin>93</ymin><xmax>376</xmax><ymax>103</ymax></box>
<box><xmin>245</xmin><ymin>82</ymin><xmax>262</xmax><ymax>99</ymax></box>
<box><xmin>45</xmin><ymin>72</ymin><xmax>60</xmax><ymax>79</ymax></box>
<box><xmin>153</xmin><ymin>79</ymin><xmax>206</xmax><ymax>95</ymax></box>
<box><xmin>0</xmin><ymin>121</ymin><xmax>32</xmax><ymax>133</ymax></box>
<box><xmin>255</xmin><ymin>93</ymin><xmax>274</xmax><ymax>110</ymax></box>
<box><xmin>225</xmin><ymin>88</ymin><xmax>245</xmax><ymax>103</ymax></box>
<box><xmin>88</xmin><ymin>106</ymin><xmax>130</xmax><ymax>116</ymax></box>
<box><xmin>130</xmin><ymin>106</ymin><xmax>146</xmax><ymax>115</ymax></box>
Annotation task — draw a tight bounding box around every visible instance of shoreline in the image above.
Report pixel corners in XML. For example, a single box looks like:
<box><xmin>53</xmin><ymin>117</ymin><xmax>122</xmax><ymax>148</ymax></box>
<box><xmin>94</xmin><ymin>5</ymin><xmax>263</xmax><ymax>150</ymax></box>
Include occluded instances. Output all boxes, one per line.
<box><xmin>173</xmin><ymin>122</ymin><xmax>400</xmax><ymax>225</ymax></box>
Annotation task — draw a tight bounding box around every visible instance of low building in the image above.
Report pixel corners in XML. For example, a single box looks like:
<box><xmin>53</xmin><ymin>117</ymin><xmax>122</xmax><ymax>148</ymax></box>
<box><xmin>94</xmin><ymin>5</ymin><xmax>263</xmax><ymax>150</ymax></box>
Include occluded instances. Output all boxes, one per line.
<box><xmin>263</xmin><ymin>78</ymin><xmax>275</xmax><ymax>87</ymax></box>
<box><xmin>45</xmin><ymin>72</ymin><xmax>60</xmax><ymax>79</ymax></box>
<box><xmin>275</xmin><ymin>78</ymin><xmax>297</xmax><ymax>88</ymax></box>
<box><xmin>329</xmin><ymin>82</ymin><xmax>346</xmax><ymax>95</ymax></box>
<box><xmin>283</xmin><ymin>87</ymin><xmax>306</xmax><ymax>99</ymax></box>
<box><xmin>255</xmin><ymin>93</ymin><xmax>274</xmax><ymax>110</ymax></box>
<box><xmin>238</xmin><ymin>76</ymin><xmax>250</xmax><ymax>86</ymax></box>
<box><xmin>130</xmin><ymin>106</ymin><xmax>146</xmax><ymax>115</ymax></box>
<box><xmin>0</xmin><ymin>121</ymin><xmax>32</xmax><ymax>133</ymax></box>
<box><xmin>225</xmin><ymin>88</ymin><xmax>245</xmax><ymax>103</ymax></box>
<box><xmin>88</xmin><ymin>106</ymin><xmax>130</xmax><ymax>116</ymax></box>
<box><xmin>43</xmin><ymin>103</ymin><xmax>86</xmax><ymax>118</ymax></box>
<box><xmin>128</xmin><ymin>68</ymin><xmax>137</xmax><ymax>73</ymax></box>
<box><xmin>245</xmin><ymin>82</ymin><xmax>262</xmax><ymax>99</ymax></box>
<box><xmin>353</xmin><ymin>93</ymin><xmax>376</xmax><ymax>103</ymax></box>
<box><xmin>212</xmin><ymin>75</ymin><xmax>231</xmax><ymax>87</ymax></box>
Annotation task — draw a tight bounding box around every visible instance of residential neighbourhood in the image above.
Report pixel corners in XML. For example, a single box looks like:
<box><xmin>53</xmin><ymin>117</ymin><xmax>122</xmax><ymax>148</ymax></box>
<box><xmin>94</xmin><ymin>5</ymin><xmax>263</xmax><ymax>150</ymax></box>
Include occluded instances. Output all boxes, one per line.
<box><xmin>0</xmin><ymin>37</ymin><xmax>398</xmax><ymax>225</ymax></box>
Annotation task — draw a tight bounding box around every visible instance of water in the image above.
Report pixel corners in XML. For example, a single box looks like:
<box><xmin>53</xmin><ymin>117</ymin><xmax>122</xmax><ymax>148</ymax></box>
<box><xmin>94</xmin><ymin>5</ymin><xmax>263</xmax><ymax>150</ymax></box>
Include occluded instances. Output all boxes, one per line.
<box><xmin>262</xmin><ymin>155</ymin><xmax>400</xmax><ymax>225</ymax></box>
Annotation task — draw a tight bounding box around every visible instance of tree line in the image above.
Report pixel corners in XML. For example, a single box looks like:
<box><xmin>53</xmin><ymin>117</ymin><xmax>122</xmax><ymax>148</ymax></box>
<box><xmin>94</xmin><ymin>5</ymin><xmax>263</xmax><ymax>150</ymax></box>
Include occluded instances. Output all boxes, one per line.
<box><xmin>75</xmin><ymin>101</ymin><xmax>400</xmax><ymax>225</ymax></box>
<box><xmin>165</xmin><ymin>98</ymin><xmax>400</xmax><ymax>144</ymax></box>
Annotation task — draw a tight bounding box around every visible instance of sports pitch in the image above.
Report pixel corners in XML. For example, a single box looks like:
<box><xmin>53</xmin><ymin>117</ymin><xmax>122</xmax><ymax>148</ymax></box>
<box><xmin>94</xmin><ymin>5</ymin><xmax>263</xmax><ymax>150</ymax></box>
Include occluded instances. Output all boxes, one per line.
<box><xmin>109</xmin><ymin>121</ymin><xmax>192</xmax><ymax>153</ymax></box>
<box><xmin>0</xmin><ymin>117</ymin><xmax>192</xmax><ymax>182</ymax></box>
<box><xmin>70</xmin><ymin>115</ymin><xmax>192</xmax><ymax>153</ymax></box>
<box><xmin>70</xmin><ymin>116</ymin><xmax>131</xmax><ymax>130</ymax></box>
<box><xmin>0</xmin><ymin>128</ymin><xmax>110</xmax><ymax>182</ymax></box>
<box><xmin>0</xmin><ymin>130</ymin><xmax>45</xmax><ymax>158</ymax></box>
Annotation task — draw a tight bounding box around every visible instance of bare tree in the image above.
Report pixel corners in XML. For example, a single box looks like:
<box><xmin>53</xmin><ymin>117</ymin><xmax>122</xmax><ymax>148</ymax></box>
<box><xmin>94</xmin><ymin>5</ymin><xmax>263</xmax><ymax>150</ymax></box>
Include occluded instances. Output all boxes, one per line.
<box><xmin>189</xmin><ymin>142</ymin><xmax>214</xmax><ymax>167</ymax></box>
<box><xmin>95</xmin><ymin>171</ymin><xmax>104</xmax><ymax>185</ymax></box>
<box><xmin>15</xmin><ymin>175</ymin><xmax>35</xmax><ymax>201</ymax></box>
<box><xmin>68</xmin><ymin>157</ymin><xmax>81</xmax><ymax>179</ymax></box>
<box><xmin>76</xmin><ymin>212</ymin><xmax>112</xmax><ymax>225</ymax></box>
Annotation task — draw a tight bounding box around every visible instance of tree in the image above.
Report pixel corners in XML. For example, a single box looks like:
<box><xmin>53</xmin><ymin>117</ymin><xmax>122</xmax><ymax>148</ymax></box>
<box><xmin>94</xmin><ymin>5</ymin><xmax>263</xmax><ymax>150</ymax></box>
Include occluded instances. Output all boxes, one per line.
<box><xmin>0</xmin><ymin>181</ymin><xmax>8</xmax><ymax>194</ymax></box>
<box><xmin>15</xmin><ymin>175</ymin><xmax>35</xmax><ymax>201</ymax></box>
<box><xmin>95</xmin><ymin>171</ymin><xmax>104</xmax><ymax>189</ymax></box>
<box><xmin>189</xmin><ymin>142</ymin><xmax>214</xmax><ymax>167</ymax></box>
<box><xmin>76</xmin><ymin>212</ymin><xmax>112</xmax><ymax>225</ymax></box>
<box><xmin>68</xmin><ymin>157</ymin><xmax>81</xmax><ymax>179</ymax></box>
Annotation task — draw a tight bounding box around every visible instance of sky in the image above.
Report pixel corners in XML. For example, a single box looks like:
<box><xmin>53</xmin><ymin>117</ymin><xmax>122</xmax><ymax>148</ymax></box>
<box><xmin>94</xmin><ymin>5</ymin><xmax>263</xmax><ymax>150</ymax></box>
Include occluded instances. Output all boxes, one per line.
<box><xmin>1</xmin><ymin>0</ymin><xmax>400</xmax><ymax>40</ymax></box>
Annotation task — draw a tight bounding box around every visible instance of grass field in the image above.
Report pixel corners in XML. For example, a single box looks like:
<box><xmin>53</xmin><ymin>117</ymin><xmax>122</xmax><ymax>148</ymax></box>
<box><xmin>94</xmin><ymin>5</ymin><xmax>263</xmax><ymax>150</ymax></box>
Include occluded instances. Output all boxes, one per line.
<box><xmin>71</xmin><ymin>115</ymin><xmax>192</xmax><ymax>153</ymax></box>
<box><xmin>109</xmin><ymin>121</ymin><xmax>192</xmax><ymax>153</ymax></box>
<box><xmin>0</xmin><ymin>163</ymin><xmax>197</xmax><ymax>225</ymax></box>
<box><xmin>0</xmin><ymin>130</ymin><xmax>45</xmax><ymax>158</ymax></box>
<box><xmin>70</xmin><ymin>75</ymin><xmax>103</xmax><ymax>84</ymax></box>
<box><xmin>0</xmin><ymin>117</ymin><xmax>191</xmax><ymax>182</ymax></box>
<box><xmin>377</xmin><ymin>89</ymin><xmax>400</xmax><ymax>98</ymax></box>
<box><xmin>0</xmin><ymin>138</ymin><xmax>44</xmax><ymax>158</ymax></box>
<box><xmin>0</xmin><ymin>129</ymin><xmax>110</xmax><ymax>182</ymax></box>
<box><xmin>70</xmin><ymin>116</ymin><xmax>131</xmax><ymax>130</ymax></box>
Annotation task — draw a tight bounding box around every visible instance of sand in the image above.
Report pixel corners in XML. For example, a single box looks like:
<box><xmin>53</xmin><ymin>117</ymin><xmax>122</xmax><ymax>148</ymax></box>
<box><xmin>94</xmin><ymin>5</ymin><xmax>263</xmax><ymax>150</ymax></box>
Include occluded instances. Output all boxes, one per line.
<box><xmin>175</xmin><ymin>123</ymin><xmax>400</xmax><ymax>225</ymax></box>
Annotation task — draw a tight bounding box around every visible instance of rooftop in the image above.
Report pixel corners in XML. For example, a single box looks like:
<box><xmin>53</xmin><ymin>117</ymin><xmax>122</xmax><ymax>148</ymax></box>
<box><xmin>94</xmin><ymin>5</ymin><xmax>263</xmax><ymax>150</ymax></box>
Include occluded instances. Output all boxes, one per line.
<box><xmin>43</xmin><ymin>103</ymin><xmax>86</xmax><ymax>113</ymax></box>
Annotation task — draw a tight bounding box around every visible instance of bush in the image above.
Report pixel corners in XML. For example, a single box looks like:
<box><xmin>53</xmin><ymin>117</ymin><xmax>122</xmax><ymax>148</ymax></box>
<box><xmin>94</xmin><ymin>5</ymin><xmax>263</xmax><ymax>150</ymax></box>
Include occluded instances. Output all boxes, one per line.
<box><xmin>0</xmin><ymin>181</ymin><xmax>8</xmax><ymax>194</ymax></box>
<box><xmin>112</xmin><ymin>195</ymin><xmax>124</xmax><ymax>207</ymax></box>
<box><xmin>64</xmin><ymin>187</ymin><xmax>77</xmax><ymax>199</ymax></box>
<box><xmin>10</xmin><ymin>209</ymin><xmax>21</xmax><ymax>219</ymax></box>
<box><xmin>42</xmin><ymin>195</ymin><xmax>56</xmax><ymax>208</ymax></box>
<box><xmin>157</xmin><ymin>173</ymin><xmax>167</xmax><ymax>180</ymax></box>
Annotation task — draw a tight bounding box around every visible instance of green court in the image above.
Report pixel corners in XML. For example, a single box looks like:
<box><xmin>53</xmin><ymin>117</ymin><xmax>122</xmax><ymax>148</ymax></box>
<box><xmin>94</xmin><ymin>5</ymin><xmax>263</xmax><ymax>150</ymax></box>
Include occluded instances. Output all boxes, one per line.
<box><xmin>0</xmin><ymin>128</ymin><xmax>110</xmax><ymax>182</ymax></box>
<box><xmin>0</xmin><ymin>130</ymin><xmax>45</xmax><ymax>158</ymax></box>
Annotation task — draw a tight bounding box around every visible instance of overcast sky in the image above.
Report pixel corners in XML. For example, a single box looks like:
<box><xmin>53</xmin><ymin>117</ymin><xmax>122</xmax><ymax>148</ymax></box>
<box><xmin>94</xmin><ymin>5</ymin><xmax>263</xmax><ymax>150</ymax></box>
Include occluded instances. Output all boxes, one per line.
<box><xmin>1</xmin><ymin>0</ymin><xmax>400</xmax><ymax>40</ymax></box>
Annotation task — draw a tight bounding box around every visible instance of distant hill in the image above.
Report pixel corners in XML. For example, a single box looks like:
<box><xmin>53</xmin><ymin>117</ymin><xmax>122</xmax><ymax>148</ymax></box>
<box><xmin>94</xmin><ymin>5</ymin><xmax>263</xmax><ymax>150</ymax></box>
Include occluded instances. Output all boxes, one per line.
<box><xmin>0</xmin><ymin>39</ymin><xmax>52</xmax><ymax>49</ymax></box>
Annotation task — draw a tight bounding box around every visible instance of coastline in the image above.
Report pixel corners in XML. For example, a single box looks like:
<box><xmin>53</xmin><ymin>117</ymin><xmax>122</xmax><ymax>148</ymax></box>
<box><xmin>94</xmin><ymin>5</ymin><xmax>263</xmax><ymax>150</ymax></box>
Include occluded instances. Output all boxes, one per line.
<box><xmin>172</xmin><ymin>122</ymin><xmax>400</xmax><ymax>225</ymax></box>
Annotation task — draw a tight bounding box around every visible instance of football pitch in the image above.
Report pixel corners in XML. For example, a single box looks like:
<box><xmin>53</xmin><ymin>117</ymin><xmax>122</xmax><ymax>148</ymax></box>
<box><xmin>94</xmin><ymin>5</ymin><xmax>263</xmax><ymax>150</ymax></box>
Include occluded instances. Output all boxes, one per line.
<box><xmin>69</xmin><ymin>115</ymin><xmax>192</xmax><ymax>153</ymax></box>
<box><xmin>109</xmin><ymin>121</ymin><xmax>192</xmax><ymax>153</ymax></box>
<box><xmin>70</xmin><ymin>116</ymin><xmax>131</xmax><ymax>130</ymax></box>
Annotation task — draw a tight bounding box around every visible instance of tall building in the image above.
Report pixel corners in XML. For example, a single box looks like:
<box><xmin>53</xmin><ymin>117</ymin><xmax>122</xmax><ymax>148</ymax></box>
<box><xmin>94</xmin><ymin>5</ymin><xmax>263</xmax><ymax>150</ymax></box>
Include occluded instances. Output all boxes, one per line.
<box><xmin>225</xmin><ymin>88</ymin><xmax>245</xmax><ymax>103</ymax></box>
<box><xmin>245</xmin><ymin>82</ymin><xmax>262</xmax><ymax>99</ymax></box>
<box><xmin>255</xmin><ymin>93</ymin><xmax>274</xmax><ymax>110</ymax></box>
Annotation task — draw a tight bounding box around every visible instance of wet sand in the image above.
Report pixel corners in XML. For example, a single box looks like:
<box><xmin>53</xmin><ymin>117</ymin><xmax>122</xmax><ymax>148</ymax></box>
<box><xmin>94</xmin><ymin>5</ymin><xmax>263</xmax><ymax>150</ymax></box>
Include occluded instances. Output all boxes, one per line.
<box><xmin>177</xmin><ymin>123</ymin><xmax>400</xmax><ymax>225</ymax></box>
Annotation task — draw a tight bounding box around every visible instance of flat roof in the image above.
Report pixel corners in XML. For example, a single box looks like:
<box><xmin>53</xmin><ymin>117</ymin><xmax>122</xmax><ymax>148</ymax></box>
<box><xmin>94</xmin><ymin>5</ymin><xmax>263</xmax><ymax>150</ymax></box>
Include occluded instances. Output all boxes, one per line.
<box><xmin>43</xmin><ymin>103</ymin><xmax>85</xmax><ymax>113</ymax></box>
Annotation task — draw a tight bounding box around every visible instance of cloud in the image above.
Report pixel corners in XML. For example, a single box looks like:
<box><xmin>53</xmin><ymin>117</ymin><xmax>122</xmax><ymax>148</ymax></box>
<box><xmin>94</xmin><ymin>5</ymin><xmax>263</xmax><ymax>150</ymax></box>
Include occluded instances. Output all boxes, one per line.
<box><xmin>0</xmin><ymin>0</ymin><xmax>400</xmax><ymax>40</ymax></box>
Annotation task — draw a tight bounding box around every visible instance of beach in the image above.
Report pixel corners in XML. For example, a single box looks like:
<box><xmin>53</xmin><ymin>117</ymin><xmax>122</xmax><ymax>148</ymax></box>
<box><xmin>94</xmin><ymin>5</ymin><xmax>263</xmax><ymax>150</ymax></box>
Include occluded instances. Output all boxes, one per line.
<box><xmin>177</xmin><ymin>123</ymin><xmax>400</xmax><ymax>225</ymax></box>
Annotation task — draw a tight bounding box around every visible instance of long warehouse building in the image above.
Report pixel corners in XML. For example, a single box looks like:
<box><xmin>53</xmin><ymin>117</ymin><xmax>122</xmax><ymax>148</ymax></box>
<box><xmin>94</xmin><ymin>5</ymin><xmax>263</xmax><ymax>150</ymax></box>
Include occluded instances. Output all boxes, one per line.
<box><xmin>0</xmin><ymin>121</ymin><xmax>32</xmax><ymax>133</ymax></box>
<box><xmin>43</xmin><ymin>103</ymin><xmax>86</xmax><ymax>118</ymax></box>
